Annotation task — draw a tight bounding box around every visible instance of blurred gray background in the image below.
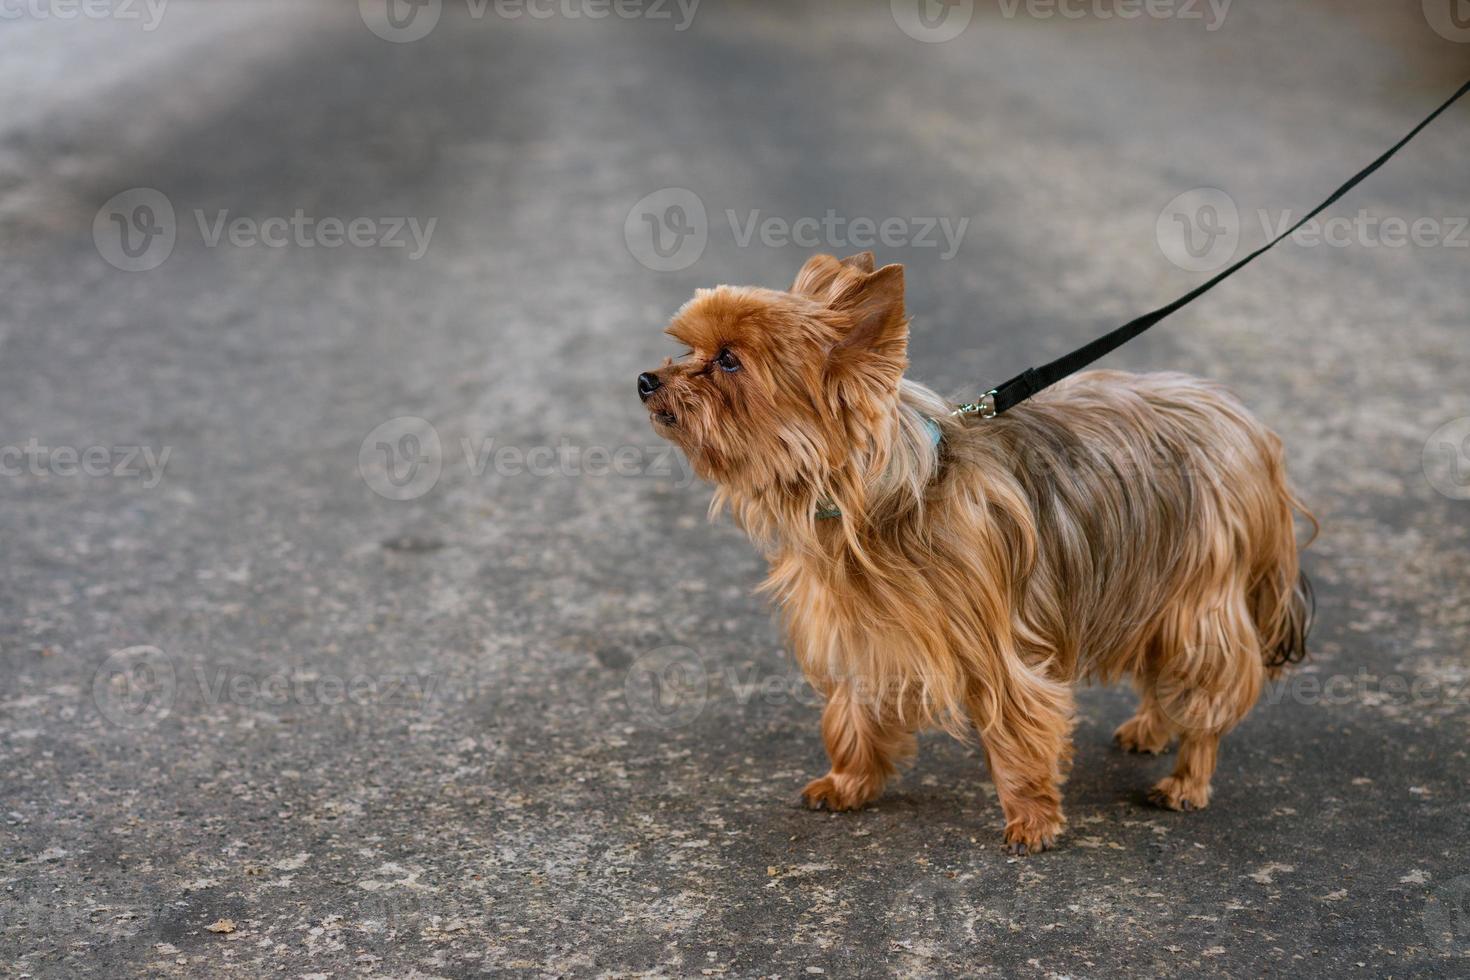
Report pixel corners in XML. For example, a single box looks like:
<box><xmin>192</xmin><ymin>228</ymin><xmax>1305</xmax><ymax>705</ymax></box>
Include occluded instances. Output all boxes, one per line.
<box><xmin>1</xmin><ymin>1</ymin><xmax>1468</xmax><ymax>976</ymax></box>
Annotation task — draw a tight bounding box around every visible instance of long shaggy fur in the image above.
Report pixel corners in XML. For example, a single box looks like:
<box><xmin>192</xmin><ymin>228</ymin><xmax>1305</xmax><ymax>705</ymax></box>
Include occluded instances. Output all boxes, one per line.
<box><xmin>641</xmin><ymin>253</ymin><xmax>1315</xmax><ymax>853</ymax></box>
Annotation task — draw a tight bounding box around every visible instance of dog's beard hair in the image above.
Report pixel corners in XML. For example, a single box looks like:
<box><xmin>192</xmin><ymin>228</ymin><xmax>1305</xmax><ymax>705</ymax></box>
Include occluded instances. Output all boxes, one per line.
<box><xmin>709</xmin><ymin>380</ymin><xmax>947</xmax><ymax>547</ymax></box>
<box><xmin>712</xmin><ymin>370</ymin><xmax>1313</xmax><ymax>741</ymax></box>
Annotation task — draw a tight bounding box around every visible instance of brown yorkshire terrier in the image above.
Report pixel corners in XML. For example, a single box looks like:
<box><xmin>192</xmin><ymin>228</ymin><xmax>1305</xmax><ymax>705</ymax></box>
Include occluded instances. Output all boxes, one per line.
<box><xmin>638</xmin><ymin>252</ymin><xmax>1314</xmax><ymax>854</ymax></box>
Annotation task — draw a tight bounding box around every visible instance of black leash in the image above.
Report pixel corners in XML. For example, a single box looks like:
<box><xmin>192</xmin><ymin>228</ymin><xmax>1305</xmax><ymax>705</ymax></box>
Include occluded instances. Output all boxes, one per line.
<box><xmin>960</xmin><ymin>78</ymin><xmax>1470</xmax><ymax>420</ymax></box>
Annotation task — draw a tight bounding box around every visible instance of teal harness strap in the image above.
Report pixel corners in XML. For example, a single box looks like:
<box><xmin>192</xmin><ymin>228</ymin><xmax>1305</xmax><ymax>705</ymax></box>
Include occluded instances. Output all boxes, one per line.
<box><xmin>815</xmin><ymin>416</ymin><xmax>943</xmax><ymax>520</ymax></box>
<box><xmin>813</xmin><ymin>500</ymin><xmax>844</xmax><ymax>521</ymax></box>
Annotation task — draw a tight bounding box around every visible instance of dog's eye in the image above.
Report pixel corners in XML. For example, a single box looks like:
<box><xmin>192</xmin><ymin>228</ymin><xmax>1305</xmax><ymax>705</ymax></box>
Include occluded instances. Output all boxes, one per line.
<box><xmin>715</xmin><ymin>348</ymin><xmax>741</xmax><ymax>373</ymax></box>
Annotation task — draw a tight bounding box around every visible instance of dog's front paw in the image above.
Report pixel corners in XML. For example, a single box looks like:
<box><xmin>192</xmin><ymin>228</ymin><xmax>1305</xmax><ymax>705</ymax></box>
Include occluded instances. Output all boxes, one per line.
<box><xmin>1147</xmin><ymin>776</ymin><xmax>1210</xmax><ymax>812</ymax></box>
<box><xmin>1002</xmin><ymin>812</ymin><xmax>1064</xmax><ymax>856</ymax></box>
<box><xmin>800</xmin><ymin>772</ymin><xmax>877</xmax><ymax>812</ymax></box>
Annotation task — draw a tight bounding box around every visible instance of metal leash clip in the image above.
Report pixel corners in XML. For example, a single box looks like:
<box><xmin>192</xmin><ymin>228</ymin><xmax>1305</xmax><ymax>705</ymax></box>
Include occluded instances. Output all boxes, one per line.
<box><xmin>952</xmin><ymin>390</ymin><xmax>998</xmax><ymax>420</ymax></box>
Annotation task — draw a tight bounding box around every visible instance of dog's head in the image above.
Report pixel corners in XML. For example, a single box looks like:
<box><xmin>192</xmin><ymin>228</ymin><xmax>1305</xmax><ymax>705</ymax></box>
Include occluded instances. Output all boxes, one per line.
<box><xmin>638</xmin><ymin>252</ymin><xmax>910</xmax><ymax>498</ymax></box>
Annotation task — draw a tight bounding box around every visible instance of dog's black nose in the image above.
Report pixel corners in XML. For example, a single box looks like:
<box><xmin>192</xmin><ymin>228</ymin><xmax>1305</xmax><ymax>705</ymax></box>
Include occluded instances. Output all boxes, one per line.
<box><xmin>637</xmin><ymin>372</ymin><xmax>661</xmax><ymax>402</ymax></box>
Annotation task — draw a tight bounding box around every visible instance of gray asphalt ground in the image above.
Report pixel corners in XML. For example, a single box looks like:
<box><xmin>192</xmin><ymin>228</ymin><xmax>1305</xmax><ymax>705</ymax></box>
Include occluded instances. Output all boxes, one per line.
<box><xmin>2</xmin><ymin>1</ymin><xmax>1468</xmax><ymax>976</ymax></box>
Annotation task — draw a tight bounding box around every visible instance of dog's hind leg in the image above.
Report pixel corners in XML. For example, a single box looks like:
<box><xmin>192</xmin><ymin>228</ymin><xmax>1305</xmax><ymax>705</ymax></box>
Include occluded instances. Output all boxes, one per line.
<box><xmin>1144</xmin><ymin>592</ymin><xmax>1265</xmax><ymax>812</ymax></box>
<box><xmin>801</xmin><ymin>683</ymin><xmax>916</xmax><ymax>812</ymax></box>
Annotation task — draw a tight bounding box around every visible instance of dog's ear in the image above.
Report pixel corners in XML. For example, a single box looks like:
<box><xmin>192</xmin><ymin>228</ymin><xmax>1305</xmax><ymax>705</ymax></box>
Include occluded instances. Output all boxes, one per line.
<box><xmin>831</xmin><ymin>264</ymin><xmax>907</xmax><ymax>351</ymax></box>
<box><xmin>825</xmin><ymin>264</ymin><xmax>908</xmax><ymax>390</ymax></box>
<box><xmin>791</xmin><ymin>254</ymin><xmax>845</xmax><ymax>298</ymax></box>
<box><xmin>792</xmin><ymin>252</ymin><xmax>878</xmax><ymax>299</ymax></box>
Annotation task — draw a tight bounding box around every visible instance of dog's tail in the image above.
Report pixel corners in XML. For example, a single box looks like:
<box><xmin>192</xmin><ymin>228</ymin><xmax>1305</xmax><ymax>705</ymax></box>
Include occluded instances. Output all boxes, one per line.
<box><xmin>1256</xmin><ymin>490</ymin><xmax>1317</xmax><ymax>677</ymax></box>
<box><xmin>1261</xmin><ymin>569</ymin><xmax>1314</xmax><ymax>674</ymax></box>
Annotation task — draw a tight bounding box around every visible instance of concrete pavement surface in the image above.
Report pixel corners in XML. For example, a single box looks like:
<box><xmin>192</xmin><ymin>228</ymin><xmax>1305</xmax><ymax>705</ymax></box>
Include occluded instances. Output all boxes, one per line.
<box><xmin>1</xmin><ymin>1</ymin><xmax>1468</xmax><ymax>976</ymax></box>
